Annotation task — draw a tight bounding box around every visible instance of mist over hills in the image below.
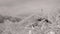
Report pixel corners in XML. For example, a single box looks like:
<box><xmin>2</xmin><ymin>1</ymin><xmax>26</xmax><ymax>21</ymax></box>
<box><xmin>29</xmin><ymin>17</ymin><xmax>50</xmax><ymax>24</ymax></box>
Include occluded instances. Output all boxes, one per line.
<box><xmin>0</xmin><ymin>0</ymin><xmax>60</xmax><ymax>34</ymax></box>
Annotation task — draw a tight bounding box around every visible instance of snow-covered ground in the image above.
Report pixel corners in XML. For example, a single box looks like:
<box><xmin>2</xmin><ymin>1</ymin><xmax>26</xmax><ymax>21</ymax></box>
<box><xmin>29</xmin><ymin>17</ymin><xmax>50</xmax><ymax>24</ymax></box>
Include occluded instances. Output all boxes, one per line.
<box><xmin>0</xmin><ymin>0</ymin><xmax>60</xmax><ymax>34</ymax></box>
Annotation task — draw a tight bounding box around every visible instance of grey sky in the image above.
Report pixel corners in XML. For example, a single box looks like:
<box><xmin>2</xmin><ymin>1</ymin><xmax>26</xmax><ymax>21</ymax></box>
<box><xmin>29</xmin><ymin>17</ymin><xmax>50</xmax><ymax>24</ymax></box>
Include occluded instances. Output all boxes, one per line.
<box><xmin>0</xmin><ymin>0</ymin><xmax>60</xmax><ymax>16</ymax></box>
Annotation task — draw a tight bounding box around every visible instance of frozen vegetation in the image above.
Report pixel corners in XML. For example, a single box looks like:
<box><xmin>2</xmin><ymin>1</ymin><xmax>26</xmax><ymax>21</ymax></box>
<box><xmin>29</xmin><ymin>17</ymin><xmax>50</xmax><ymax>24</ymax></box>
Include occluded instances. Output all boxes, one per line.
<box><xmin>0</xmin><ymin>15</ymin><xmax>24</xmax><ymax>34</ymax></box>
<box><xmin>0</xmin><ymin>9</ymin><xmax>60</xmax><ymax>34</ymax></box>
<box><xmin>19</xmin><ymin>10</ymin><xmax>60</xmax><ymax>34</ymax></box>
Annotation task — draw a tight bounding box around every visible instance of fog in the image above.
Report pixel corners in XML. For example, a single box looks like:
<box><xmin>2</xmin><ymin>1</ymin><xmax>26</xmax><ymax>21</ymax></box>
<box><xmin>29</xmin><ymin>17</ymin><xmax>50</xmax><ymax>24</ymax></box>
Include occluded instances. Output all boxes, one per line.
<box><xmin>0</xmin><ymin>0</ymin><xmax>60</xmax><ymax>16</ymax></box>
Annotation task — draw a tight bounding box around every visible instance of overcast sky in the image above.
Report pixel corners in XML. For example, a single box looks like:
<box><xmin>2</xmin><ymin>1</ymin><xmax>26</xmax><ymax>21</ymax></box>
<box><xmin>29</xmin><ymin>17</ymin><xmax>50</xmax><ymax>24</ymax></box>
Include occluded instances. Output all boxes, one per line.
<box><xmin>0</xmin><ymin>0</ymin><xmax>60</xmax><ymax>16</ymax></box>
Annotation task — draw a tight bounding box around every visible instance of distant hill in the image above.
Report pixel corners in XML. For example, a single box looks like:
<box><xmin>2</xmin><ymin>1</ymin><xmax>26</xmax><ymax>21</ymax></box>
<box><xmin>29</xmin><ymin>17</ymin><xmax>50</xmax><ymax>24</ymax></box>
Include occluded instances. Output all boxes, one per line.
<box><xmin>0</xmin><ymin>15</ymin><xmax>23</xmax><ymax>24</ymax></box>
